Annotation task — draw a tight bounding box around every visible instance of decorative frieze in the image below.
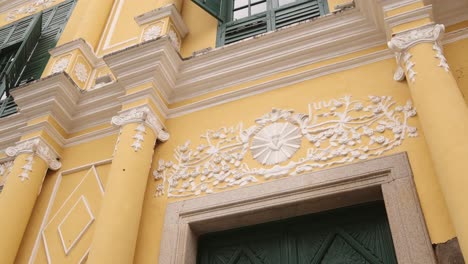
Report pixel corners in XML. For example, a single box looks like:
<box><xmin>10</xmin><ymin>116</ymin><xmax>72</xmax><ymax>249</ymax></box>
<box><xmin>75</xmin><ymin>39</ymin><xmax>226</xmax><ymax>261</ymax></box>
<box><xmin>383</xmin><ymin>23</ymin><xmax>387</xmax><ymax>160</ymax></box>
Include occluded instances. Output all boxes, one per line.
<box><xmin>154</xmin><ymin>95</ymin><xmax>418</xmax><ymax>198</ymax></box>
<box><xmin>388</xmin><ymin>24</ymin><xmax>448</xmax><ymax>82</ymax></box>
<box><xmin>6</xmin><ymin>0</ymin><xmax>56</xmax><ymax>21</ymax></box>
<box><xmin>5</xmin><ymin>138</ymin><xmax>61</xmax><ymax>172</ymax></box>
<box><xmin>111</xmin><ymin>106</ymin><xmax>169</xmax><ymax>144</ymax></box>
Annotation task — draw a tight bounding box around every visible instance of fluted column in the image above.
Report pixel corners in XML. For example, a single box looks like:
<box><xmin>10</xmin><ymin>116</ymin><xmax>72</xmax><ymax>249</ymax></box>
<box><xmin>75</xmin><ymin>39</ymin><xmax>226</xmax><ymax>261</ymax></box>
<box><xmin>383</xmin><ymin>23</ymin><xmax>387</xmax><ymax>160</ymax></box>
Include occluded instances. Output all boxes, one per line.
<box><xmin>87</xmin><ymin>106</ymin><xmax>169</xmax><ymax>264</ymax></box>
<box><xmin>0</xmin><ymin>138</ymin><xmax>61</xmax><ymax>263</ymax></box>
<box><xmin>389</xmin><ymin>24</ymin><xmax>468</xmax><ymax>259</ymax></box>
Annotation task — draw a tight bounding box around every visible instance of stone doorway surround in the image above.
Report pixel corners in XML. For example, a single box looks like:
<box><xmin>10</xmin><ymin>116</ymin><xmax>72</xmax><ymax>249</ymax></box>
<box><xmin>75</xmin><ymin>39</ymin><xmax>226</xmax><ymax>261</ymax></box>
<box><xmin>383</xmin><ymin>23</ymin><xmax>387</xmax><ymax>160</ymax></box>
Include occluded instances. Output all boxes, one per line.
<box><xmin>159</xmin><ymin>152</ymin><xmax>437</xmax><ymax>264</ymax></box>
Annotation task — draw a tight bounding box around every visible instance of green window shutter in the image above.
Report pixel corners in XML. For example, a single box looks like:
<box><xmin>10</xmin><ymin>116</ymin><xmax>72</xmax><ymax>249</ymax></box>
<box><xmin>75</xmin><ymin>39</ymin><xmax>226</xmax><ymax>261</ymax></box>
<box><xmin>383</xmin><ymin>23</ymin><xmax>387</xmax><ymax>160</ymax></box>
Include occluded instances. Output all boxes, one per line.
<box><xmin>17</xmin><ymin>0</ymin><xmax>76</xmax><ymax>85</ymax></box>
<box><xmin>273</xmin><ymin>0</ymin><xmax>322</xmax><ymax>29</ymax></box>
<box><xmin>0</xmin><ymin>95</ymin><xmax>17</xmax><ymax>117</ymax></box>
<box><xmin>192</xmin><ymin>0</ymin><xmax>228</xmax><ymax>22</ymax></box>
<box><xmin>222</xmin><ymin>14</ymin><xmax>268</xmax><ymax>45</ymax></box>
<box><xmin>5</xmin><ymin>13</ymin><xmax>42</xmax><ymax>90</ymax></box>
<box><xmin>0</xmin><ymin>16</ymin><xmax>36</xmax><ymax>49</ymax></box>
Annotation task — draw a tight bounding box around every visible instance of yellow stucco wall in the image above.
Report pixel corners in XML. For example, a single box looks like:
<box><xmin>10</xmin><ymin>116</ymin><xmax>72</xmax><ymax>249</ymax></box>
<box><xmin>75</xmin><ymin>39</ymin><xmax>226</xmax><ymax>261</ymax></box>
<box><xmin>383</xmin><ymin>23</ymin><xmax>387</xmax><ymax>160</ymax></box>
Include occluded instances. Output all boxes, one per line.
<box><xmin>1</xmin><ymin>0</ymin><xmax>468</xmax><ymax>262</ymax></box>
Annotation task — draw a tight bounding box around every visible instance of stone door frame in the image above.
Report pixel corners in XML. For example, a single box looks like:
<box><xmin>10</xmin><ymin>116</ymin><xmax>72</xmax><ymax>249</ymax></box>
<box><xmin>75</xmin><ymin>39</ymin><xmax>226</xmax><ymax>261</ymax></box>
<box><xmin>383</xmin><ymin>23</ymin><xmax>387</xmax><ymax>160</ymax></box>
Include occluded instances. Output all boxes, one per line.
<box><xmin>159</xmin><ymin>152</ymin><xmax>436</xmax><ymax>264</ymax></box>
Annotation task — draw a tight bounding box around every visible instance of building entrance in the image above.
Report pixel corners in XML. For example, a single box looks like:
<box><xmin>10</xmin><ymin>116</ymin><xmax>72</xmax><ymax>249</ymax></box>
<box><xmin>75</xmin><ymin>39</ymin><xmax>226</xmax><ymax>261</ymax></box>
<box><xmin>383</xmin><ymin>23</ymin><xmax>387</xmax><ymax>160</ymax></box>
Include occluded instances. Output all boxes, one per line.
<box><xmin>197</xmin><ymin>202</ymin><xmax>397</xmax><ymax>264</ymax></box>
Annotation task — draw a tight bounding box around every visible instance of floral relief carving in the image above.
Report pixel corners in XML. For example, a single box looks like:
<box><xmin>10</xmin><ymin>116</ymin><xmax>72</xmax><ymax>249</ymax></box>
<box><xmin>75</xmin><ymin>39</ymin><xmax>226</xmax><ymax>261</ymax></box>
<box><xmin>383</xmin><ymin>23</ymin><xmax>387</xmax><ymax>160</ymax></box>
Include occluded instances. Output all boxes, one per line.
<box><xmin>19</xmin><ymin>155</ymin><xmax>34</xmax><ymax>182</ymax></box>
<box><xmin>0</xmin><ymin>161</ymin><xmax>14</xmax><ymax>189</ymax></box>
<box><xmin>6</xmin><ymin>138</ymin><xmax>61</xmax><ymax>173</ymax></box>
<box><xmin>51</xmin><ymin>58</ymin><xmax>70</xmax><ymax>74</ymax></box>
<box><xmin>132</xmin><ymin>123</ymin><xmax>147</xmax><ymax>152</ymax></box>
<box><xmin>433</xmin><ymin>44</ymin><xmax>450</xmax><ymax>72</ymax></box>
<box><xmin>74</xmin><ymin>63</ymin><xmax>89</xmax><ymax>83</ymax></box>
<box><xmin>6</xmin><ymin>0</ymin><xmax>56</xmax><ymax>21</ymax></box>
<box><xmin>154</xmin><ymin>95</ymin><xmax>418</xmax><ymax>198</ymax></box>
<box><xmin>143</xmin><ymin>25</ymin><xmax>162</xmax><ymax>42</ymax></box>
<box><xmin>388</xmin><ymin>24</ymin><xmax>446</xmax><ymax>82</ymax></box>
<box><xmin>168</xmin><ymin>29</ymin><xmax>180</xmax><ymax>51</ymax></box>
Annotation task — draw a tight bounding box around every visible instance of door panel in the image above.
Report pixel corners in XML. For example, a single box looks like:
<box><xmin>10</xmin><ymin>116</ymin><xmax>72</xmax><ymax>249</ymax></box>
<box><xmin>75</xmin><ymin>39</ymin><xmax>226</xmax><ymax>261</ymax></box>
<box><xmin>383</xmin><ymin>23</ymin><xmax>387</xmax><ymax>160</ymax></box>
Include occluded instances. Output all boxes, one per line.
<box><xmin>197</xmin><ymin>202</ymin><xmax>397</xmax><ymax>264</ymax></box>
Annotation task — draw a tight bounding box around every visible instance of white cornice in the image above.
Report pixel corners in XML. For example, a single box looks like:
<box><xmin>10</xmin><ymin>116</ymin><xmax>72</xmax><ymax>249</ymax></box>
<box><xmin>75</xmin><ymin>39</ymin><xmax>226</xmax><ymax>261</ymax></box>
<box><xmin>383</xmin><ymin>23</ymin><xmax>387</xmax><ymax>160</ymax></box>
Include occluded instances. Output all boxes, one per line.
<box><xmin>49</xmin><ymin>38</ymin><xmax>102</xmax><ymax>67</ymax></box>
<box><xmin>0</xmin><ymin>0</ymin><xmax>29</xmax><ymax>13</ymax></box>
<box><xmin>385</xmin><ymin>5</ymin><xmax>433</xmax><ymax>37</ymax></box>
<box><xmin>134</xmin><ymin>4</ymin><xmax>188</xmax><ymax>37</ymax></box>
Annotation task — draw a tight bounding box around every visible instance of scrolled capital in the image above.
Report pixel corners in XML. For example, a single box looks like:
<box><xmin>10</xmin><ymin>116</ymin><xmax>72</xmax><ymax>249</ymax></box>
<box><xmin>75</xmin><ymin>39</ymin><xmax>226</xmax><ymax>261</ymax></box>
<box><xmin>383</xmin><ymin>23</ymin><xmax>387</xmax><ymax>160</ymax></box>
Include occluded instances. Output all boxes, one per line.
<box><xmin>111</xmin><ymin>106</ymin><xmax>170</xmax><ymax>142</ymax></box>
<box><xmin>5</xmin><ymin>138</ymin><xmax>62</xmax><ymax>170</ymax></box>
<box><xmin>388</xmin><ymin>24</ymin><xmax>445</xmax><ymax>52</ymax></box>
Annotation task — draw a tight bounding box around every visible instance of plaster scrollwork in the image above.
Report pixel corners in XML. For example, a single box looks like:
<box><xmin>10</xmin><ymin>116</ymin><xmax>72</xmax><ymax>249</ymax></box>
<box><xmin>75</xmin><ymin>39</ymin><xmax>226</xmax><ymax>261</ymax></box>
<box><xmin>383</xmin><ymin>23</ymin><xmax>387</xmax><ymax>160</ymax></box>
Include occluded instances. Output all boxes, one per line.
<box><xmin>6</xmin><ymin>0</ymin><xmax>56</xmax><ymax>21</ymax></box>
<box><xmin>142</xmin><ymin>25</ymin><xmax>162</xmax><ymax>42</ymax></box>
<box><xmin>51</xmin><ymin>58</ymin><xmax>70</xmax><ymax>74</ymax></box>
<box><xmin>5</xmin><ymin>138</ymin><xmax>61</xmax><ymax>180</ymax></box>
<box><xmin>153</xmin><ymin>95</ymin><xmax>418</xmax><ymax>198</ymax></box>
<box><xmin>433</xmin><ymin>43</ymin><xmax>450</xmax><ymax>72</ymax></box>
<box><xmin>0</xmin><ymin>161</ymin><xmax>14</xmax><ymax>188</ymax></box>
<box><xmin>168</xmin><ymin>29</ymin><xmax>181</xmax><ymax>51</ymax></box>
<box><xmin>111</xmin><ymin>106</ymin><xmax>169</xmax><ymax>145</ymax></box>
<box><xmin>74</xmin><ymin>63</ymin><xmax>89</xmax><ymax>83</ymax></box>
<box><xmin>388</xmin><ymin>24</ymin><xmax>447</xmax><ymax>82</ymax></box>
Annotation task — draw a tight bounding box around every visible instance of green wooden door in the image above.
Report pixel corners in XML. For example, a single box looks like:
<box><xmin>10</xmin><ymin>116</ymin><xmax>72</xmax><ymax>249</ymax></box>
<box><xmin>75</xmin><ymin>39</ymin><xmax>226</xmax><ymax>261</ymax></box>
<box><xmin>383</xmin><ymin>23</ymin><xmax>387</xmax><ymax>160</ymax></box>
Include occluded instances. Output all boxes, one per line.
<box><xmin>197</xmin><ymin>202</ymin><xmax>397</xmax><ymax>264</ymax></box>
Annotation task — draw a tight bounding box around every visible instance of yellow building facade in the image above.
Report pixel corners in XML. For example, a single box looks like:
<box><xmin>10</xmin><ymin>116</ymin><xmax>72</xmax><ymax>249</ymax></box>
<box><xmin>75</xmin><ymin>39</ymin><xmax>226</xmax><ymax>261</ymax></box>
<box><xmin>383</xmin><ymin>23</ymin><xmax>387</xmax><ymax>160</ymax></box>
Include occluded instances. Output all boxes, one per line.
<box><xmin>0</xmin><ymin>0</ymin><xmax>467</xmax><ymax>263</ymax></box>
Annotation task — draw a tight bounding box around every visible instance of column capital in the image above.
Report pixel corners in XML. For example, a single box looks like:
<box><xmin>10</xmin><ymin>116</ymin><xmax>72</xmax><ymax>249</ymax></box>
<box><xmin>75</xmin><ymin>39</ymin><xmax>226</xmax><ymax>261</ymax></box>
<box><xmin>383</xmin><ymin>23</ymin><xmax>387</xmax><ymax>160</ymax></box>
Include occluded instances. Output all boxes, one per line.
<box><xmin>5</xmin><ymin>138</ymin><xmax>61</xmax><ymax>170</ymax></box>
<box><xmin>388</xmin><ymin>24</ymin><xmax>445</xmax><ymax>52</ymax></box>
<box><xmin>111</xmin><ymin>105</ymin><xmax>170</xmax><ymax>142</ymax></box>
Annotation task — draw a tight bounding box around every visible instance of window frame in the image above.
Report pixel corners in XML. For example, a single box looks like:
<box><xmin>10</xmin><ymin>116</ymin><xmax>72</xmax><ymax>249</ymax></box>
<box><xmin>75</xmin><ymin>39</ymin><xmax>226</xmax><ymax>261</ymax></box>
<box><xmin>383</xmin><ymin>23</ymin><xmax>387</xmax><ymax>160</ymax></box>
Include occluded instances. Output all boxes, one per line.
<box><xmin>215</xmin><ymin>0</ymin><xmax>329</xmax><ymax>46</ymax></box>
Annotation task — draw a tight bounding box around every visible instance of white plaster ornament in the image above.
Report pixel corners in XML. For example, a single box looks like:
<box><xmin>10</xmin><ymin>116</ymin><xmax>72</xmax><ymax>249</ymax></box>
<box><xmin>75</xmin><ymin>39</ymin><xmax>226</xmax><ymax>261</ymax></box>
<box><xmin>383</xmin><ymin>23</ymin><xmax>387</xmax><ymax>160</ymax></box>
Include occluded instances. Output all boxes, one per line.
<box><xmin>388</xmin><ymin>24</ymin><xmax>446</xmax><ymax>82</ymax></box>
<box><xmin>0</xmin><ymin>161</ymin><xmax>14</xmax><ymax>188</ymax></box>
<box><xmin>5</xmin><ymin>138</ymin><xmax>61</xmax><ymax>181</ymax></box>
<box><xmin>74</xmin><ymin>63</ymin><xmax>89</xmax><ymax>82</ymax></box>
<box><xmin>6</xmin><ymin>0</ymin><xmax>56</xmax><ymax>21</ymax></box>
<box><xmin>111</xmin><ymin>106</ymin><xmax>170</xmax><ymax>151</ymax></box>
<box><xmin>51</xmin><ymin>58</ymin><xmax>70</xmax><ymax>74</ymax></box>
<box><xmin>143</xmin><ymin>25</ymin><xmax>162</xmax><ymax>42</ymax></box>
<box><xmin>154</xmin><ymin>95</ymin><xmax>418</xmax><ymax>198</ymax></box>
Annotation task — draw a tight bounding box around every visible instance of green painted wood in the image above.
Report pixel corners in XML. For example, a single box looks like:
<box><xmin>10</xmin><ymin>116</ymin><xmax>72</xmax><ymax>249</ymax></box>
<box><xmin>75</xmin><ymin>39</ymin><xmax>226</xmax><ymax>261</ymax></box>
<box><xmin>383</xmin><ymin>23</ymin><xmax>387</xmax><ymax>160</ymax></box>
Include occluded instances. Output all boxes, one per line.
<box><xmin>192</xmin><ymin>0</ymin><xmax>229</xmax><ymax>22</ymax></box>
<box><xmin>197</xmin><ymin>202</ymin><xmax>398</xmax><ymax>264</ymax></box>
<box><xmin>216</xmin><ymin>0</ymin><xmax>328</xmax><ymax>46</ymax></box>
<box><xmin>0</xmin><ymin>0</ymin><xmax>76</xmax><ymax>118</ymax></box>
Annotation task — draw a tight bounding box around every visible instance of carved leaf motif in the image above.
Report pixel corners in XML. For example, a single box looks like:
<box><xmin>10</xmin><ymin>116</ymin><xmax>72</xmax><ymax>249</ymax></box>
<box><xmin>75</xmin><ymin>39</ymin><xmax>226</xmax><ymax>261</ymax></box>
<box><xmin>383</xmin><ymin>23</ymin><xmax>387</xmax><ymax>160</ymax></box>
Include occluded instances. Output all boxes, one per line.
<box><xmin>154</xmin><ymin>96</ymin><xmax>418</xmax><ymax>198</ymax></box>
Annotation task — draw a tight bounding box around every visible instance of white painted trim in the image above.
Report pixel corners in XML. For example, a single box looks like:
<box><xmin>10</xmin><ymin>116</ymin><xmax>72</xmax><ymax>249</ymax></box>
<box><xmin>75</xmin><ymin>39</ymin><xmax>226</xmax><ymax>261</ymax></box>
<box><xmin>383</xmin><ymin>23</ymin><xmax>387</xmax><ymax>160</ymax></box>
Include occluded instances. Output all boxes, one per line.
<box><xmin>49</xmin><ymin>39</ymin><xmax>102</xmax><ymax>67</ymax></box>
<box><xmin>134</xmin><ymin>4</ymin><xmax>188</xmax><ymax>37</ymax></box>
<box><xmin>0</xmin><ymin>0</ymin><xmax>30</xmax><ymax>13</ymax></box>
<box><xmin>385</xmin><ymin>5</ymin><xmax>434</xmax><ymax>37</ymax></box>
<box><xmin>29</xmin><ymin>160</ymin><xmax>111</xmax><ymax>263</ymax></box>
<box><xmin>57</xmin><ymin>195</ymin><xmax>95</xmax><ymax>255</ymax></box>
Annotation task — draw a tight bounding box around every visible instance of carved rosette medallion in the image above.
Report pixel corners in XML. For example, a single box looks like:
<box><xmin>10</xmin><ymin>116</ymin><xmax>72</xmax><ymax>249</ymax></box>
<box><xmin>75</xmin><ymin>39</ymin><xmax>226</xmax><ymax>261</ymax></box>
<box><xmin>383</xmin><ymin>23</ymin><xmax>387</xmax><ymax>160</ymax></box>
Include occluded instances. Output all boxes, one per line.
<box><xmin>154</xmin><ymin>95</ymin><xmax>418</xmax><ymax>198</ymax></box>
<box><xmin>143</xmin><ymin>25</ymin><xmax>162</xmax><ymax>42</ymax></box>
<box><xmin>111</xmin><ymin>106</ymin><xmax>169</xmax><ymax>152</ymax></box>
<box><xmin>51</xmin><ymin>58</ymin><xmax>70</xmax><ymax>74</ymax></box>
<box><xmin>251</xmin><ymin>122</ymin><xmax>301</xmax><ymax>165</ymax></box>
<box><xmin>74</xmin><ymin>63</ymin><xmax>89</xmax><ymax>83</ymax></box>
<box><xmin>5</xmin><ymin>138</ymin><xmax>61</xmax><ymax>181</ymax></box>
<box><xmin>388</xmin><ymin>24</ymin><xmax>447</xmax><ymax>82</ymax></box>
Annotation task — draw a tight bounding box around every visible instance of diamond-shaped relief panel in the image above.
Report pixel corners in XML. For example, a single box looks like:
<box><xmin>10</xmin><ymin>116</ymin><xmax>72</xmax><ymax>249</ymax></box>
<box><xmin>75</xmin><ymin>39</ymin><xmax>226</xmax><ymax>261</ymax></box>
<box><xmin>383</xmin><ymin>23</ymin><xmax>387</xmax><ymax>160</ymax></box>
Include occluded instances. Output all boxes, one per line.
<box><xmin>58</xmin><ymin>196</ymin><xmax>95</xmax><ymax>255</ymax></box>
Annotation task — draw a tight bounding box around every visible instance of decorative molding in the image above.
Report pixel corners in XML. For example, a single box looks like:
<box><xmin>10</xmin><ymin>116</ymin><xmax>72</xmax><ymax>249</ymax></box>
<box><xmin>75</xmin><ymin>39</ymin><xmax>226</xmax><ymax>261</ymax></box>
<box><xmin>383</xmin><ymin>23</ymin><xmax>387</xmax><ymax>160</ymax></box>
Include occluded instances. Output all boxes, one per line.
<box><xmin>0</xmin><ymin>160</ymin><xmax>14</xmax><ymax>188</ymax></box>
<box><xmin>74</xmin><ymin>63</ymin><xmax>89</xmax><ymax>83</ymax></box>
<box><xmin>388</xmin><ymin>24</ymin><xmax>445</xmax><ymax>52</ymax></box>
<box><xmin>154</xmin><ymin>95</ymin><xmax>418</xmax><ymax>197</ymax></box>
<box><xmin>388</xmin><ymin>24</ymin><xmax>445</xmax><ymax>82</ymax></box>
<box><xmin>5</xmin><ymin>137</ymin><xmax>61</xmax><ymax>171</ymax></box>
<box><xmin>432</xmin><ymin>43</ymin><xmax>450</xmax><ymax>72</ymax></box>
<box><xmin>131</xmin><ymin>123</ymin><xmax>146</xmax><ymax>152</ymax></box>
<box><xmin>384</xmin><ymin>5</ymin><xmax>434</xmax><ymax>38</ymax></box>
<box><xmin>49</xmin><ymin>39</ymin><xmax>102</xmax><ymax>68</ymax></box>
<box><xmin>167</xmin><ymin>29</ymin><xmax>180</xmax><ymax>51</ymax></box>
<box><xmin>142</xmin><ymin>25</ymin><xmax>162</xmax><ymax>42</ymax></box>
<box><xmin>134</xmin><ymin>4</ymin><xmax>188</xmax><ymax>37</ymax></box>
<box><xmin>51</xmin><ymin>58</ymin><xmax>70</xmax><ymax>74</ymax></box>
<box><xmin>5</xmin><ymin>0</ymin><xmax>55</xmax><ymax>21</ymax></box>
<box><xmin>19</xmin><ymin>154</ymin><xmax>34</xmax><ymax>181</ymax></box>
<box><xmin>111</xmin><ymin>106</ymin><xmax>169</xmax><ymax>142</ymax></box>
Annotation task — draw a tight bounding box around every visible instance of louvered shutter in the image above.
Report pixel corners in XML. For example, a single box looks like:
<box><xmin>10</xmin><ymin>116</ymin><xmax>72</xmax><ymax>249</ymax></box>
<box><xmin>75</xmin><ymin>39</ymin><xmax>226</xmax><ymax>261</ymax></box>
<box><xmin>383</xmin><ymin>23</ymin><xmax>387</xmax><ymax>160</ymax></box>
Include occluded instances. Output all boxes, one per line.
<box><xmin>222</xmin><ymin>14</ymin><xmax>268</xmax><ymax>45</ymax></box>
<box><xmin>192</xmin><ymin>0</ymin><xmax>228</xmax><ymax>22</ymax></box>
<box><xmin>273</xmin><ymin>0</ymin><xmax>324</xmax><ymax>29</ymax></box>
<box><xmin>18</xmin><ymin>0</ymin><xmax>76</xmax><ymax>84</ymax></box>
